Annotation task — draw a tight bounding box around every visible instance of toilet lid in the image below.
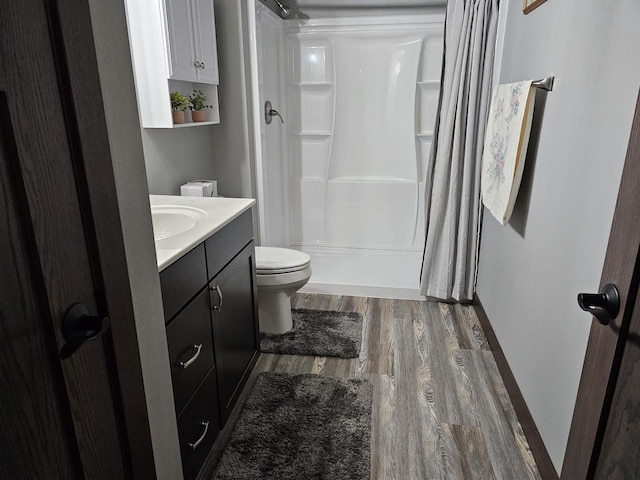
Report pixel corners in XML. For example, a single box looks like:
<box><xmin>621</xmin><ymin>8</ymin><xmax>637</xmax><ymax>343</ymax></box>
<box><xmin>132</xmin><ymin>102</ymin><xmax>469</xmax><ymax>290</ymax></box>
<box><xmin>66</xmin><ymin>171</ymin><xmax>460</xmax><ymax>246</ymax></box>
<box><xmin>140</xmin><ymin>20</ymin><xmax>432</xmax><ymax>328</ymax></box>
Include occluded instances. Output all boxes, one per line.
<box><xmin>255</xmin><ymin>247</ymin><xmax>311</xmax><ymax>274</ymax></box>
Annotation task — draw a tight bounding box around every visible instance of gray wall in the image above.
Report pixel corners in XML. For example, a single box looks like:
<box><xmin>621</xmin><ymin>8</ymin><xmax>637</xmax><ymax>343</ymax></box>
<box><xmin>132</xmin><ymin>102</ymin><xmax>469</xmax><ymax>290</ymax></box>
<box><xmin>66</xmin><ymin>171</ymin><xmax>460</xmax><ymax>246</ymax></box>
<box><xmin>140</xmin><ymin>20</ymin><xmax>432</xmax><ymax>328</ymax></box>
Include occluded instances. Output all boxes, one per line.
<box><xmin>208</xmin><ymin>0</ymin><xmax>256</xmax><ymax>200</ymax></box>
<box><xmin>142</xmin><ymin>127</ymin><xmax>217</xmax><ymax>194</ymax></box>
<box><xmin>477</xmin><ymin>0</ymin><xmax>640</xmax><ymax>471</ymax></box>
<box><xmin>88</xmin><ymin>1</ymin><xmax>183</xmax><ymax>478</ymax></box>
<box><xmin>142</xmin><ymin>0</ymin><xmax>255</xmax><ymax>199</ymax></box>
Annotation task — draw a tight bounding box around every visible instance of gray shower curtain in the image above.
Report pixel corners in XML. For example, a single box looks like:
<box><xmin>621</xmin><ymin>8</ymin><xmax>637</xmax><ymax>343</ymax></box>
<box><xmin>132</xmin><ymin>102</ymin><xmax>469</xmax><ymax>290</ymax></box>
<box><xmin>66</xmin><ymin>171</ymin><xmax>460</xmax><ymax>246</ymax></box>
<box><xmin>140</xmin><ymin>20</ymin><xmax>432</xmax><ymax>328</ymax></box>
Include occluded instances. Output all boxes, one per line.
<box><xmin>420</xmin><ymin>0</ymin><xmax>499</xmax><ymax>302</ymax></box>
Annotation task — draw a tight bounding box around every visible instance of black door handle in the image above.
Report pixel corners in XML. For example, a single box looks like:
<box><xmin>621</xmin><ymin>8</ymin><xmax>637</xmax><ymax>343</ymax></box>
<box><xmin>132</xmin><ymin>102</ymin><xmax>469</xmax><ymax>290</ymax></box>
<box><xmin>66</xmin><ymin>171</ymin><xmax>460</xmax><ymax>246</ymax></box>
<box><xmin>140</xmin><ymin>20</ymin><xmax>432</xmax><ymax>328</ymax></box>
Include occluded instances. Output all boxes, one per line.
<box><xmin>60</xmin><ymin>304</ymin><xmax>111</xmax><ymax>359</ymax></box>
<box><xmin>577</xmin><ymin>283</ymin><xmax>620</xmax><ymax>326</ymax></box>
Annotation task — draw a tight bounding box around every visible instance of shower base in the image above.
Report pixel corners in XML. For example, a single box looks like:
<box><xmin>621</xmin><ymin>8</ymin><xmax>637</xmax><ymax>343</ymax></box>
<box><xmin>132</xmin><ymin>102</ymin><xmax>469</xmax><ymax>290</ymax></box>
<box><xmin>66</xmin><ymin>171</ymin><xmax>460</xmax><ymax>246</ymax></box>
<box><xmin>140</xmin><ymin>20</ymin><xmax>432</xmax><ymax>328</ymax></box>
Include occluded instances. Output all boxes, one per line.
<box><xmin>296</xmin><ymin>245</ymin><xmax>426</xmax><ymax>300</ymax></box>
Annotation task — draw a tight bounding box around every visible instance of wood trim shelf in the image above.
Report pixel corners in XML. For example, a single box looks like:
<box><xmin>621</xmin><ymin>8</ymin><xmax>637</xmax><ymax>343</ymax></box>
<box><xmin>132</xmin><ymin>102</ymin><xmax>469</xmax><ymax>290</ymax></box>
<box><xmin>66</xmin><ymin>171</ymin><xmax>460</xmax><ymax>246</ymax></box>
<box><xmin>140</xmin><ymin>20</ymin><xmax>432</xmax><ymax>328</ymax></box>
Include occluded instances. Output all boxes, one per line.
<box><xmin>169</xmin><ymin>121</ymin><xmax>219</xmax><ymax>129</ymax></box>
<box><xmin>473</xmin><ymin>294</ymin><xmax>559</xmax><ymax>480</ymax></box>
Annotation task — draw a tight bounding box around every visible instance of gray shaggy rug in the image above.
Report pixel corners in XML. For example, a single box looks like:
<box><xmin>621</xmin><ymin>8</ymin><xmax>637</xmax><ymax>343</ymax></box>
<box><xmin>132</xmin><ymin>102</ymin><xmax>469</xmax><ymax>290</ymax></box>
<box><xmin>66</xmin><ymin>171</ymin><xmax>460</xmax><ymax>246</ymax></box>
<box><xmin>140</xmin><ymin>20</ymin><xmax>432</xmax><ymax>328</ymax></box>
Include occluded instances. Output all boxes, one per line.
<box><xmin>212</xmin><ymin>372</ymin><xmax>372</xmax><ymax>480</ymax></box>
<box><xmin>260</xmin><ymin>309</ymin><xmax>363</xmax><ymax>359</ymax></box>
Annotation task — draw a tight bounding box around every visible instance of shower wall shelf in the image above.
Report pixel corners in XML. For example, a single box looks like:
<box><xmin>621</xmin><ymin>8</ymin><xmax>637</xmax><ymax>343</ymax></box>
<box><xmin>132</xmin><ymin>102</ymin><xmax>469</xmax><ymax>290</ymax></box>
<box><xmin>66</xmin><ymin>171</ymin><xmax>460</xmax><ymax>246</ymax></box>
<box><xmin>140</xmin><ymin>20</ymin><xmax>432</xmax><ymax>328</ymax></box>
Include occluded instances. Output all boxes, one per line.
<box><xmin>291</xmin><ymin>81</ymin><xmax>334</xmax><ymax>133</ymax></box>
<box><xmin>292</xmin><ymin>132</ymin><xmax>333</xmax><ymax>137</ymax></box>
<box><xmin>417</xmin><ymin>79</ymin><xmax>439</xmax><ymax>136</ymax></box>
<box><xmin>291</xmin><ymin>82</ymin><xmax>334</xmax><ymax>87</ymax></box>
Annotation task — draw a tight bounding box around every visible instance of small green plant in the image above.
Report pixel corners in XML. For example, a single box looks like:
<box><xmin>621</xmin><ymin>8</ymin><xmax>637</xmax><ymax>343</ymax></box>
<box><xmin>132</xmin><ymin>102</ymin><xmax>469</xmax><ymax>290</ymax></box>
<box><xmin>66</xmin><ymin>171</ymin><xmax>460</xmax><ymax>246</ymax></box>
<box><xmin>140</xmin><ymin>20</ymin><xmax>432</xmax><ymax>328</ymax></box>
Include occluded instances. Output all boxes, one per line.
<box><xmin>188</xmin><ymin>90</ymin><xmax>212</xmax><ymax>111</ymax></box>
<box><xmin>170</xmin><ymin>91</ymin><xmax>189</xmax><ymax>112</ymax></box>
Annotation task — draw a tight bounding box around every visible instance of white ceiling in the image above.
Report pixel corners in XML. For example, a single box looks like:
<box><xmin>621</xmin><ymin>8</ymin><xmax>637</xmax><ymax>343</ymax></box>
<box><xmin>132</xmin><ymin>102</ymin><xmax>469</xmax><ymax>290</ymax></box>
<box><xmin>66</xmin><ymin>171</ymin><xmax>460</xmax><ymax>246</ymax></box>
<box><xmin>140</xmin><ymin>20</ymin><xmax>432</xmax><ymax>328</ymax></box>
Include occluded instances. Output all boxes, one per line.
<box><xmin>295</xmin><ymin>0</ymin><xmax>446</xmax><ymax>6</ymax></box>
<box><xmin>260</xmin><ymin>0</ymin><xmax>446</xmax><ymax>19</ymax></box>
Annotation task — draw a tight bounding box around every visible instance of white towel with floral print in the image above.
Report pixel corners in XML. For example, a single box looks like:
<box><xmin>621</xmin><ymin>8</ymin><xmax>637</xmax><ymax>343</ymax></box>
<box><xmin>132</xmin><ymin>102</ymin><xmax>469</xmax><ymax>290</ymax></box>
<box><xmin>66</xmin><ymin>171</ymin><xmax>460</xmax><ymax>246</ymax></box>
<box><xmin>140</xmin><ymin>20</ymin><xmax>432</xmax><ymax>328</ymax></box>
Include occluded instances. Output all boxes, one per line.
<box><xmin>481</xmin><ymin>81</ymin><xmax>537</xmax><ymax>225</ymax></box>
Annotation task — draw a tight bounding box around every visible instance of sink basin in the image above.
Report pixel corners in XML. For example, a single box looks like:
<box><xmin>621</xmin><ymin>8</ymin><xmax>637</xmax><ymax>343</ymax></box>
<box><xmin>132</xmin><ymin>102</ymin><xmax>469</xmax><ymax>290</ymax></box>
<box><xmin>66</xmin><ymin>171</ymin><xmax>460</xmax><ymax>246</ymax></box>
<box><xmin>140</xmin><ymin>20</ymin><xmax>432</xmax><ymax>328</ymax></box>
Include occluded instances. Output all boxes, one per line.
<box><xmin>150</xmin><ymin>195</ymin><xmax>256</xmax><ymax>271</ymax></box>
<box><xmin>151</xmin><ymin>205</ymin><xmax>208</xmax><ymax>241</ymax></box>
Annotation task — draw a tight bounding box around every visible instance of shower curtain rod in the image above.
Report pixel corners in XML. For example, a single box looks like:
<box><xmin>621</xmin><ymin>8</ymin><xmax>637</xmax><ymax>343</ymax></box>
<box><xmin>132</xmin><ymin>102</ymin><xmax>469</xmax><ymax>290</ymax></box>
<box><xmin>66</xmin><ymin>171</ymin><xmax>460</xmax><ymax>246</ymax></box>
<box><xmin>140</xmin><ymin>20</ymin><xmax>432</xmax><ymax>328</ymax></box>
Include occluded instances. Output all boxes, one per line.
<box><xmin>531</xmin><ymin>76</ymin><xmax>554</xmax><ymax>91</ymax></box>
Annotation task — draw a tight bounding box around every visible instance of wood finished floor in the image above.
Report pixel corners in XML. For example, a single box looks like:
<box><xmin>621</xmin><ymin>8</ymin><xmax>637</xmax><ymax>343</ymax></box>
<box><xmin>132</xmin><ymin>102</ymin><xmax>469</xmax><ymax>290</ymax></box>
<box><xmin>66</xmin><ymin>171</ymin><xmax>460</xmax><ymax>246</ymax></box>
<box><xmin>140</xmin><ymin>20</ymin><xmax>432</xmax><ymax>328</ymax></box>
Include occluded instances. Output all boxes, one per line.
<box><xmin>209</xmin><ymin>293</ymin><xmax>541</xmax><ymax>480</ymax></box>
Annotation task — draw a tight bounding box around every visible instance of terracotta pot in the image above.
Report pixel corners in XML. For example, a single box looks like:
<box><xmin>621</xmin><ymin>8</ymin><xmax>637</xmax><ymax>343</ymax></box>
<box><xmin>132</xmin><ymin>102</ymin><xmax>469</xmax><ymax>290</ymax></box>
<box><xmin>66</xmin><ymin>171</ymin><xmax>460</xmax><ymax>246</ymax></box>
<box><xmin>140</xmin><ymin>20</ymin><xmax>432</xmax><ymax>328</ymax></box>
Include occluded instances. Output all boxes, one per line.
<box><xmin>191</xmin><ymin>110</ymin><xmax>206</xmax><ymax>122</ymax></box>
<box><xmin>172</xmin><ymin>110</ymin><xmax>185</xmax><ymax>124</ymax></box>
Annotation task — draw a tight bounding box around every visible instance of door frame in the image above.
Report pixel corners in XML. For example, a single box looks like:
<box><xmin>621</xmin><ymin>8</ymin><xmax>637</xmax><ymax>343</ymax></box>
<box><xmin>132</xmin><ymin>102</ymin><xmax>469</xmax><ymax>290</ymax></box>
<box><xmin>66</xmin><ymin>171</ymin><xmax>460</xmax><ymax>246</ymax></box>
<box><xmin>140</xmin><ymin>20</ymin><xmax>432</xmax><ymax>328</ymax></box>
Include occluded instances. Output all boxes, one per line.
<box><xmin>1</xmin><ymin>0</ymin><xmax>157</xmax><ymax>476</ymax></box>
<box><xmin>562</xmin><ymin>91</ymin><xmax>640</xmax><ymax>479</ymax></box>
<box><xmin>53</xmin><ymin>1</ymin><xmax>157</xmax><ymax>475</ymax></box>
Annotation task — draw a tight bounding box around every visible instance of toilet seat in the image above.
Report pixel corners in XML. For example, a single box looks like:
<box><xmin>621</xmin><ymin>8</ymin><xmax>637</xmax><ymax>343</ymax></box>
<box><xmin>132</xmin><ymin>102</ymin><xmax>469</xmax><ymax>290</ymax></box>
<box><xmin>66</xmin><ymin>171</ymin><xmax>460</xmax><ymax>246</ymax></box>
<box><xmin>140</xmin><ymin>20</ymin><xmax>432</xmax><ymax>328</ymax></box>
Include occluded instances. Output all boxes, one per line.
<box><xmin>255</xmin><ymin>247</ymin><xmax>311</xmax><ymax>275</ymax></box>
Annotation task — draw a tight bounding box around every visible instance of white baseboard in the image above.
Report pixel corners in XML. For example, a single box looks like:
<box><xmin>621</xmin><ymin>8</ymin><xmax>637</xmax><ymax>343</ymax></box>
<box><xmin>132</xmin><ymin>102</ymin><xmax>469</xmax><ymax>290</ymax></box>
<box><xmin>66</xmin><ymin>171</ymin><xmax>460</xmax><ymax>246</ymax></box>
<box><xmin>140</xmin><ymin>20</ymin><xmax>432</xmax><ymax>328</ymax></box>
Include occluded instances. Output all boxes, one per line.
<box><xmin>300</xmin><ymin>282</ymin><xmax>426</xmax><ymax>301</ymax></box>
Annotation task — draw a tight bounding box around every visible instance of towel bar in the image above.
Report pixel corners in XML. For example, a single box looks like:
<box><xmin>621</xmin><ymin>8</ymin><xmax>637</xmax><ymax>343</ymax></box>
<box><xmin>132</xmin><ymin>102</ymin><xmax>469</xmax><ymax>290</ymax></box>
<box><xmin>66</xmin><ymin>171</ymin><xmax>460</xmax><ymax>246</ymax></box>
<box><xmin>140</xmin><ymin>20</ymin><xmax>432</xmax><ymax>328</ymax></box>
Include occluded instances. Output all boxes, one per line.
<box><xmin>532</xmin><ymin>76</ymin><xmax>554</xmax><ymax>91</ymax></box>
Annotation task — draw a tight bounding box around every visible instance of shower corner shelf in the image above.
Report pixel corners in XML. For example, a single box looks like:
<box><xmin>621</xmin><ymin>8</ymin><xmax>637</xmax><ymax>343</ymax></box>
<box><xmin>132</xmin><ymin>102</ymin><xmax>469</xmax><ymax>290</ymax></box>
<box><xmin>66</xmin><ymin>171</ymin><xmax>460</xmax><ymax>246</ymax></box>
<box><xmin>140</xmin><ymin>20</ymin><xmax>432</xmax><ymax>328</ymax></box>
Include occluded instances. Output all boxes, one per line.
<box><xmin>293</xmin><ymin>131</ymin><xmax>332</xmax><ymax>137</ymax></box>
<box><xmin>418</xmin><ymin>80</ymin><xmax>440</xmax><ymax>86</ymax></box>
<box><xmin>291</xmin><ymin>82</ymin><xmax>334</xmax><ymax>88</ymax></box>
<box><xmin>416</xmin><ymin>132</ymin><xmax>434</xmax><ymax>137</ymax></box>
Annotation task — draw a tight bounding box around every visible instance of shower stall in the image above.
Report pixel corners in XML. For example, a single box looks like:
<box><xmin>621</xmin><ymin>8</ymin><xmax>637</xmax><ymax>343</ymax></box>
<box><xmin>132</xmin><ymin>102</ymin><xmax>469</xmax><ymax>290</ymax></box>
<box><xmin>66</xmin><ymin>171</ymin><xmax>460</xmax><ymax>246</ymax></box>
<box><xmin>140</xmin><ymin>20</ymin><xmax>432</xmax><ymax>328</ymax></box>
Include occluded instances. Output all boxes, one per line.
<box><xmin>248</xmin><ymin>0</ymin><xmax>445</xmax><ymax>299</ymax></box>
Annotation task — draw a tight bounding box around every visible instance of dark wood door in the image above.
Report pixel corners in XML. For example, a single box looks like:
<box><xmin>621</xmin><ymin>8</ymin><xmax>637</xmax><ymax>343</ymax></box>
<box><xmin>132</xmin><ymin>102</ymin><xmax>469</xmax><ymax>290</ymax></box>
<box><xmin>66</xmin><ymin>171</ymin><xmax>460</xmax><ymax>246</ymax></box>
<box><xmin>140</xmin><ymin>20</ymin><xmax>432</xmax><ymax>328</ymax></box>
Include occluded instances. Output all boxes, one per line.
<box><xmin>562</xmin><ymin>92</ymin><xmax>640</xmax><ymax>479</ymax></box>
<box><xmin>210</xmin><ymin>241</ymin><xmax>260</xmax><ymax>423</ymax></box>
<box><xmin>0</xmin><ymin>0</ymin><xmax>152</xmax><ymax>477</ymax></box>
<box><xmin>593</xmin><ymin>289</ymin><xmax>640</xmax><ymax>477</ymax></box>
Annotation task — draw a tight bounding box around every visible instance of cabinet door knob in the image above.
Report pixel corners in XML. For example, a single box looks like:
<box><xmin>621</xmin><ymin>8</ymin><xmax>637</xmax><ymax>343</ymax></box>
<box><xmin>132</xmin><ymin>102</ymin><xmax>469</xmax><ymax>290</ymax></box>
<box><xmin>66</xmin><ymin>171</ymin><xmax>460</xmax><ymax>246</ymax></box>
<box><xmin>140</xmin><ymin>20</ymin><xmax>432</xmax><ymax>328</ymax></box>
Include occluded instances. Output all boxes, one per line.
<box><xmin>178</xmin><ymin>344</ymin><xmax>203</xmax><ymax>369</ymax></box>
<box><xmin>187</xmin><ymin>421</ymin><xmax>210</xmax><ymax>450</ymax></box>
<box><xmin>194</xmin><ymin>61</ymin><xmax>201</xmax><ymax>68</ymax></box>
<box><xmin>200</xmin><ymin>62</ymin><xmax>205</xmax><ymax>68</ymax></box>
<box><xmin>210</xmin><ymin>285</ymin><xmax>223</xmax><ymax>311</ymax></box>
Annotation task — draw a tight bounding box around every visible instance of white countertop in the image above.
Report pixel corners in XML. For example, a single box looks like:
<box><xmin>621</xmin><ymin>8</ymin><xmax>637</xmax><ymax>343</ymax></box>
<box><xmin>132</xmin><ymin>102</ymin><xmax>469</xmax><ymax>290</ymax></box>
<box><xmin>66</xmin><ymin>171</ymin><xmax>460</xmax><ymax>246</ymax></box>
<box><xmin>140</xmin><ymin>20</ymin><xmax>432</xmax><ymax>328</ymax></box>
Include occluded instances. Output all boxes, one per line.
<box><xmin>150</xmin><ymin>195</ymin><xmax>255</xmax><ymax>272</ymax></box>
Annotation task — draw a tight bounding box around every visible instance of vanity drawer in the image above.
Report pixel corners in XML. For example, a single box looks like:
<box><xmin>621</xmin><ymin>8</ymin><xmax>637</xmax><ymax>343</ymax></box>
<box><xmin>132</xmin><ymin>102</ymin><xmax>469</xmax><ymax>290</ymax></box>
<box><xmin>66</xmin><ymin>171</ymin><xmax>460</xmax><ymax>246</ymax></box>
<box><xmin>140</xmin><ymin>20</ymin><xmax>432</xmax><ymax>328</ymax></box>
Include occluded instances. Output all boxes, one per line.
<box><xmin>205</xmin><ymin>209</ymin><xmax>253</xmax><ymax>280</ymax></box>
<box><xmin>177</xmin><ymin>368</ymin><xmax>221</xmax><ymax>480</ymax></box>
<box><xmin>166</xmin><ymin>288</ymin><xmax>215</xmax><ymax>415</ymax></box>
<box><xmin>160</xmin><ymin>243</ymin><xmax>207</xmax><ymax>323</ymax></box>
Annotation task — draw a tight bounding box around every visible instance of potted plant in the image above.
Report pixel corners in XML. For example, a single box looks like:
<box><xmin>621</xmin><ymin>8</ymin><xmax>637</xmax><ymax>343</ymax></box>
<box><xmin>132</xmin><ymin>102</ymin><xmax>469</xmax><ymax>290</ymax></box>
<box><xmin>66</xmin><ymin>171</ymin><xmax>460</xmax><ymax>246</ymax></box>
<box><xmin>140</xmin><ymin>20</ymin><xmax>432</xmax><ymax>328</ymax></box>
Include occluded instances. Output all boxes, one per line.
<box><xmin>170</xmin><ymin>91</ymin><xmax>189</xmax><ymax>124</ymax></box>
<box><xmin>188</xmin><ymin>90</ymin><xmax>212</xmax><ymax>122</ymax></box>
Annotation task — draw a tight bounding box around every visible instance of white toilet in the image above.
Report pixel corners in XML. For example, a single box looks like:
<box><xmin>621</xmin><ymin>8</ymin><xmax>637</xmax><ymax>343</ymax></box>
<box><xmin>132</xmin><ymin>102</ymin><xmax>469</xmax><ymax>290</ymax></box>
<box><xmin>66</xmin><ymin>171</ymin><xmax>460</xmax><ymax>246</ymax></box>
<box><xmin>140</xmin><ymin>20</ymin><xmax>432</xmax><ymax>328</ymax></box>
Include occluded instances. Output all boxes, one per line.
<box><xmin>255</xmin><ymin>247</ymin><xmax>312</xmax><ymax>334</ymax></box>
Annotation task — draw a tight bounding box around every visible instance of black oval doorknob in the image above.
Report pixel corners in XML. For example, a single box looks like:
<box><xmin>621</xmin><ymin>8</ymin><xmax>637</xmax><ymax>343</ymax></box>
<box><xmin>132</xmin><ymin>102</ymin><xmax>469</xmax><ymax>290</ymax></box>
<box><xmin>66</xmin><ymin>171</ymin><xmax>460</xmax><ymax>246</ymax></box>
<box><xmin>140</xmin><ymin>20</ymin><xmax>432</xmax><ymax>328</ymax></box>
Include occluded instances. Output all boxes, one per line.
<box><xmin>60</xmin><ymin>303</ymin><xmax>111</xmax><ymax>359</ymax></box>
<box><xmin>577</xmin><ymin>283</ymin><xmax>620</xmax><ymax>326</ymax></box>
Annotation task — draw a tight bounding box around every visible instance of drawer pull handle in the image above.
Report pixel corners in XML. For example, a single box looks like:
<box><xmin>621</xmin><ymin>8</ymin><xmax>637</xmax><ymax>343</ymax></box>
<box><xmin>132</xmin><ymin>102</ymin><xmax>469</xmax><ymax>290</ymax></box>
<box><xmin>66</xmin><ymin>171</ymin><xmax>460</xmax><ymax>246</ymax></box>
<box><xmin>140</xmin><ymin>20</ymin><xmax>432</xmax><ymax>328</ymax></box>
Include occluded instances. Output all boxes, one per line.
<box><xmin>187</xmin><ymin>421</ymin><xmax>210</xmax><ymax>450</ymax></box>
<box><xmin>178</xmin><ymin>344</ymin><xmax>203</xmax><ymax>369</ymax></box>
<box><xmin>211</xmin><ymin>285</ymin><xmax>223</xmax><ymax>311</ymax></box>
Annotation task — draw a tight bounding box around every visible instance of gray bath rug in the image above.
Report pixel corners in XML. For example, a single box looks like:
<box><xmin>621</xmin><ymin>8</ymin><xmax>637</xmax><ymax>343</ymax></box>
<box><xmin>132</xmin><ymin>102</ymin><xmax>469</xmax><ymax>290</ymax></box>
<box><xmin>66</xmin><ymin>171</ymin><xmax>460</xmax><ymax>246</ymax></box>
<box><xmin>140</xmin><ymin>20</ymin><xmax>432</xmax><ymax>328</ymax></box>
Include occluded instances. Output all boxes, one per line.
<box><xmin>212</xmin><ymin>372</ymin><xmax>372</xmax><ymax>480</ymax></box>
<box><xmin>260</xmin><ymin>309</ymin><xmax>363</xmax><ymax>358</ymax></box>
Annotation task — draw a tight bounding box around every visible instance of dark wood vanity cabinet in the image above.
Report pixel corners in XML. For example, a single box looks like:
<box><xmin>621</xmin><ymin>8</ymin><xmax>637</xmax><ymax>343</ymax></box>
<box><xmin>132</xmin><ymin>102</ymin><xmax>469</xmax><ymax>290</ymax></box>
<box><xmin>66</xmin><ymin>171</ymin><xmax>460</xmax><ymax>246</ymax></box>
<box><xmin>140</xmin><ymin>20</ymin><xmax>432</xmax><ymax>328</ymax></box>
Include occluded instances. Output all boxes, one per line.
<box><xmin>166</xmin><ymin>287</ymin><xmax>215</xmax><ymax>415</ymax></box>
<box><xmin>160</xmin><ymin>209</ymin><xmax>259</xmax><ymax>480</ymax></box>
<box><xmin>160</xmin><ymin>243</ymin><xmax>208</xmax><ymax>323</ymax></box>
<box><xmin>176</xmin><ymin>368</ymin><xmax>220</xmax><ymax>479</ymax></box>
<box><xmin>209</xmin><ymin>241</ymin><xmax>260</xmax><ymax>423</ymax></box>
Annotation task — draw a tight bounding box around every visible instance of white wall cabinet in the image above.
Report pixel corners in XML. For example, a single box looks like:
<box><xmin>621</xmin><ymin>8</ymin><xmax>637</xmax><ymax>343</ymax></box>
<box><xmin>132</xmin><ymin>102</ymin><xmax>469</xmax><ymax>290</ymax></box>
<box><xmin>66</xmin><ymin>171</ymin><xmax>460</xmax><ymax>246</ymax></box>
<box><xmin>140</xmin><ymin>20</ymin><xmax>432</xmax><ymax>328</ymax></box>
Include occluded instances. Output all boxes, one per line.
<box><xmin>124</xmin><ymin>0</ymin><xmax>220</xmax><ymax>128</ymax></box>
<box><xmin>165</xmin><ymin>0</ymin><xmax>219</xmax><ymax>85</ymax></box>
